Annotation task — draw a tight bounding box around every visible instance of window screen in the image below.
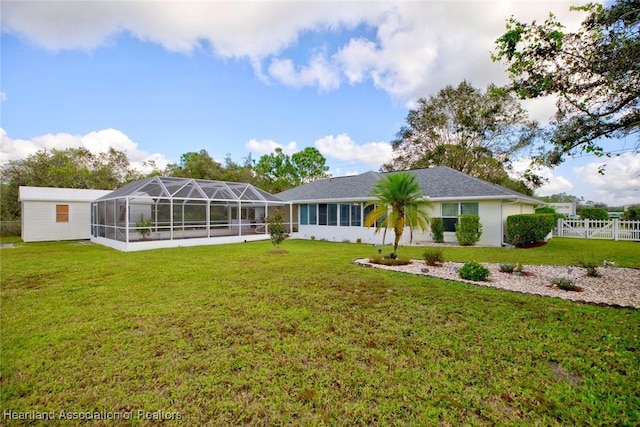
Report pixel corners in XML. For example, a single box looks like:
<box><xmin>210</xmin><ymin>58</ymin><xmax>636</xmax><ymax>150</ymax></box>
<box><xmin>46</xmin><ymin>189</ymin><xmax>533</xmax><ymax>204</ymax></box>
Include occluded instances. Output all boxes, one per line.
<box><xmin>350</xmin><ymin>203</ymin><xmax>361</xmax><ymax>226</ymax></box>
<box><xmin>340</xmin><ymin>204</ymin><xmax>350</xmax><ymax>226</ymax></box>
<box><xmin>461</xmin><ymin>203</ymin><xmax>479</xmax><ymax>216</ymax></box>
<box><xmin>300</xmin><ymin>204</ymin><xmax>308</xmax><ymax>225</ymax></box>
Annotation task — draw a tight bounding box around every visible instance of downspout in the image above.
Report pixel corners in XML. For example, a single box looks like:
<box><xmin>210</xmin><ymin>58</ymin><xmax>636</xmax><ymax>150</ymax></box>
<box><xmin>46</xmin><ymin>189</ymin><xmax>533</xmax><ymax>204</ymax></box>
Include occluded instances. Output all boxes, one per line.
<box><xmin>501</xmin><ymin>198</ymin><xmax>520</xmax><ymax>247</ymax></box>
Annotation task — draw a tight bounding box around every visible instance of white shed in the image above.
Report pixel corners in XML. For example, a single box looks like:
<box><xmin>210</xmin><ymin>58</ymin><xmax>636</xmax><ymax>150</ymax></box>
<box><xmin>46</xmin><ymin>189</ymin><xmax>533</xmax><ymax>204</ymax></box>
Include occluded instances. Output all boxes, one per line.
<box><xmin>19</xmin><ymin>186</ymin><xmax>112</xmax><ymax>242</ymax></box>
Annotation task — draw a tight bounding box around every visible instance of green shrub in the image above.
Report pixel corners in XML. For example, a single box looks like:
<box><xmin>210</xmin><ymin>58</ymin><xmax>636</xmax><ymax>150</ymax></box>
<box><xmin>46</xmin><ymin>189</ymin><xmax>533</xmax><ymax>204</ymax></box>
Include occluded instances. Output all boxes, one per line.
<box><xmin>455</xmin><ymin>215</ymin><xmax>482</xmax><ymax>246</ymax></box>
<box><xmin>552</xmin><ymin>277</ymin><xmax>578</xmax><ymax>291</ymax></box>
<box><xmin>535</xmin><ymin>206</ymin><xmax>556</xmax><ymax>214</ymax></box>
<box><xmin>0</xmin><ymin>220</ymin><xmax>21</xmax><ymax>237</ymax></box>
<box><xmin>575</xmin><ymin>259</ymin><xmax>601</xmax><ymax>277</ymax></box>
<box><xmin>458</xmin><ymin>261</ymin><xmax>490</xmax><ymax>281</ymax></box>
<box><xmin>535</xmin><ymin>206</ymin><xmax>565</xmax><ymax>221</ymax></box>
<box><xmin>499</xmin><ymin>263</ymin><xmax>515</xmax><ymax>273</ymax></box>
<box><xmin>430</xmin><ymin>217</ymin><xmax>445</xmax><ymax>243</ymax></box>
<box><xmin>135</xmin><ymin>215</ymin><xmax>152</xmax><ymax>239</ymax></box>
<box><xmin>266</xmin><ymin>209</ymin><xmax>289</xmax><ymax>248</ymax></box>
<box><xmin>622</xmin><ymin>206</ymin><xmax>640</xmax><ymax>220</ymax></box>
<box><xmin>580</xmin><ymin>207</ymin><xmax>609</xmax><ymax>220</ymax></box>
<box><xmin>423</xmin><ymin>248</ymin><xmax>444</xmax><ymax>266</ymax></box>
<box><xmin>369</xmin><ymin>255</ymin><xmax>412</xmax><ymax>266</ymax></box>
<box><xmin>506</xmin><ymin>214</ymin><xmax>555</xmax><ymax>247</ymax></box>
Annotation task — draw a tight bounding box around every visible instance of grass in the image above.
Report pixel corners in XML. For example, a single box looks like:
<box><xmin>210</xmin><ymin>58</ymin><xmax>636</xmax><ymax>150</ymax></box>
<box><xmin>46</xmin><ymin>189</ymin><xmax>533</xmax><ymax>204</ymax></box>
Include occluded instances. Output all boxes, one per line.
<box><xmin>1</xmin><ymin>238</ymin><xmax>639</xmax><ymax>425</ymax></box>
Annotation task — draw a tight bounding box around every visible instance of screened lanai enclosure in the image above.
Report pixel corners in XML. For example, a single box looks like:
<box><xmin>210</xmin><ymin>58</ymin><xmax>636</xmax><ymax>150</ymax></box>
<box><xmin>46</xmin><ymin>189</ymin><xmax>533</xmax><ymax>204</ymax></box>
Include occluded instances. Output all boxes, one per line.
<box><xmin>91</xmin><ymin>177</ymin><xmax>291</xmax><ymax>251</ymax></box>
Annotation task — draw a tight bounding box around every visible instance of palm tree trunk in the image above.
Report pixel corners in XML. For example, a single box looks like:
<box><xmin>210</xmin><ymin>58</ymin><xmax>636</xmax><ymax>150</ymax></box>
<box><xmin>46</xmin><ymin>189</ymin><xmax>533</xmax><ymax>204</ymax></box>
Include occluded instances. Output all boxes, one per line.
<box><xmin>393</xmin><ymin>227</ymin><xmax>402</xmax><ymax>257</ymax></box>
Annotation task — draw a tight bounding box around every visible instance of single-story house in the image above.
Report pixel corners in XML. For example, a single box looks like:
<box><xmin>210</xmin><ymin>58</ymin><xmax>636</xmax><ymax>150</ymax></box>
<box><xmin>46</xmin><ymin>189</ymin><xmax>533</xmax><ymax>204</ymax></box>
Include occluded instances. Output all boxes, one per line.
<box><xmin>90</xmin><ymin>176</ymin><xmax>290</xmax><ymax>251</ymax></box>
<box><xmin>276</xmin><ymin>166</ymin><xmax>542</xmax><ymax>247</ymax></box>
<box><xmin>19</xmin><ymin>186</ymin><xmax>112</xmax><ymax>242</ymax></box>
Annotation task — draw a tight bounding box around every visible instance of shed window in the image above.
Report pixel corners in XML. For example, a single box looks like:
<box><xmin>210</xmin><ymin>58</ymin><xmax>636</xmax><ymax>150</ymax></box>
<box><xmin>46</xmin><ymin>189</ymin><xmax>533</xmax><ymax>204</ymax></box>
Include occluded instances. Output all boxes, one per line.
<box><xmin>56</xmin><ymin>204</ymin><xmax>69</xmax><ymax>222</ymax></box>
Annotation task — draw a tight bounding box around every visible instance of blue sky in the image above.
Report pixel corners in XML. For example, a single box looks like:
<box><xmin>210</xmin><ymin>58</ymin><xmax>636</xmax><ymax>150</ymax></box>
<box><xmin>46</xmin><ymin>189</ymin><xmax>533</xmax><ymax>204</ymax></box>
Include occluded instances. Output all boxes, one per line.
<box><xmin>1</xmin><ymin>0</ymin><xmax>638</xmax><ymax>206</ymax></box>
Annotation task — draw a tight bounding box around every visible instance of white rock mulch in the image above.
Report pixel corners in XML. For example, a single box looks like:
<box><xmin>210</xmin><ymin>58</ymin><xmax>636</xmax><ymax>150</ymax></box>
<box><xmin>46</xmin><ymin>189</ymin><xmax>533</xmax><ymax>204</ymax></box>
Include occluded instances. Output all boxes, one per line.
<box><xmin>354</xmin><ymin>259</ymin><xmax>640</xmax><ymax>309</ymax></box>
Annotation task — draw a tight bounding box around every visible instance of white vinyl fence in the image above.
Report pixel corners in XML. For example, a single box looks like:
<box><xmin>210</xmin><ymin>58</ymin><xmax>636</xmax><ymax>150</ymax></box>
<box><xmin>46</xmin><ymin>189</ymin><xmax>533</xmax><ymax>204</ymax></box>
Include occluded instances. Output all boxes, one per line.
<box><xmin>556</xmin><ymin>219</ymin><xmax>640</xmax><ymax>241</ymax></box>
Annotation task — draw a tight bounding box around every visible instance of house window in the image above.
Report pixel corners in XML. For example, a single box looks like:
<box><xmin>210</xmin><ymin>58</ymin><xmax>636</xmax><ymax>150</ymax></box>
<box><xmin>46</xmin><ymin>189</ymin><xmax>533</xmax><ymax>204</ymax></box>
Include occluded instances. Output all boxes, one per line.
<box><xmin>363</xmin><ymin>204</ymin><xmax>385</xmax><ymax>227</ymax></box>
<box><xmin>308</xmin><ymin>204</ymin><xmax>317</xmax><ymax>225</ymax></box>
<box><xmin>340</xmin><ymin>204</ymin><xmax>350</xmax><ymax>226</ymax></box>
<box><xmin>299</xmin><ymin>204</ymin><xmax>317</xmax><ymax>225</ymax></box>
<box><xmin>350</xmin><ymin>203</ymin><xmax>362</xmax><ymax>226</ymax></box>
<box><xmin>56</xmin><ymin>204</ymin><xmax>69</xmax><ymax>222</ymax></box>
<box><xmin>461</xmin><ymin>203</ymin><xmax>479</xmax><ymax>216</ymax></box>
<box><xmin>328</xmin><ymin>204</ymin><xmax>337</xmax><ymax>226</ymax></box>
<box><xmin>441</xmin><ymin>202</ymin><xmax>479</xmax><ymax>232</ymax></box>
<box><xmin>318</xmin><ymin>204</ymin><xmax>328</xmax><ymax>225</ymax></box>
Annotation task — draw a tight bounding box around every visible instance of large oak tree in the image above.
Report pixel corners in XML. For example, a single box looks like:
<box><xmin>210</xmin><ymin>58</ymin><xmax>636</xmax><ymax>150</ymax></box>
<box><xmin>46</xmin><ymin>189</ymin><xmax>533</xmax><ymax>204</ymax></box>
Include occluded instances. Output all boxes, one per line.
<box><xmin>493</xmin><ymin>0</ymin><xmax>640</xmax><ymax>166</ymax></box>
<box><xmin>383</xmin><ymin>81</ymin><xmax>540</xmax><ymax>193</ymax></box>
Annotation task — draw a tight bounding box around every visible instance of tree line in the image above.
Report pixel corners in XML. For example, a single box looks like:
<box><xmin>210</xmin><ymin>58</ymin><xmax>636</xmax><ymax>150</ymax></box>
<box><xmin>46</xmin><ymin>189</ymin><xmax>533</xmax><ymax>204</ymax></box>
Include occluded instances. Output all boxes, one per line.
<box><xmin>0</xmin><ymin>146</ymin><xmax>330</xmax><ymax>221</ymax></box>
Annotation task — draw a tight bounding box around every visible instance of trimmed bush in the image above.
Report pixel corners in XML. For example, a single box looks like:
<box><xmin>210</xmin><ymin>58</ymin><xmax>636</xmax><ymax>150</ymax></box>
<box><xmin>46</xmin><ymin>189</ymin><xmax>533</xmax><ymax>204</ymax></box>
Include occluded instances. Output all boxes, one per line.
<box><xmin>455</xmin><ymin>214</ymin><xmax>482</xmax><ymax>246</ymax></box>
<box><xmin>423</xmin><ymin>248</ymin><xmax>444</xmax><ymax>266</ymax></box>
<box><xmin>580</xmin><ymin>207</ymin><xmax>608</xmax><ymax>220</ymax></box>
<box><xmin>535</xmin><ymin>206</ymin><xmax>565</xmax><ymax>222</ymax></box>
<box><xmin>458</xmin><ymin>261</ymin><xmax>490</xmax><ymax>281</ymax></box>
<box><xmin>551</xmin><ymin>278</ymin><xmax>582</xmax><ymax>292</ymax></box>
<box><xmin>499</xmin><ymin>263</ymin><xmax>515</xmax><ymax>273</ymax></box>
<box><xmin>506</xmin><ymin>214</ymin><xmax>555</xmax><ymax>247</ymax></box>
<box><xmin>535</xmin><ymin>206</ymin><xmax>556</xmax><ymax>214</ymax></box>
<box><xmin>430</xmin><ymin>217</ymin><xmax>445</xmax><ymax>243</ymax></box>
<box><xmin>369</xmin><ymin>255</ymin><xmax>412</xmax><ymax>266</ymax></box>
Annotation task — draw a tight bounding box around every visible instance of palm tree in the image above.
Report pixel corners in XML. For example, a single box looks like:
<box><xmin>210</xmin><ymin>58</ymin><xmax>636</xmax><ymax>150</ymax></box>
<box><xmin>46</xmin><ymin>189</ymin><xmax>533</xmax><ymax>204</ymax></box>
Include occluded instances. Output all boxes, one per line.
<box><xmin>365</xmin><ymin>172</ymin><xmax>432</xmax><ymax>258</ymax></box>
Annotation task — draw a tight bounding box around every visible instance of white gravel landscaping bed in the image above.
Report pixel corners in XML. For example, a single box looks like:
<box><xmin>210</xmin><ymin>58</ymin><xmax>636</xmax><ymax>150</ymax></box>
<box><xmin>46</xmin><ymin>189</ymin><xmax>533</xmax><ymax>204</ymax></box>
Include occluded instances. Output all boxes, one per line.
<box><xmin>354</xmin><ymin>259</ymin><xmax>640</xmax><ymax>309</ymax></box>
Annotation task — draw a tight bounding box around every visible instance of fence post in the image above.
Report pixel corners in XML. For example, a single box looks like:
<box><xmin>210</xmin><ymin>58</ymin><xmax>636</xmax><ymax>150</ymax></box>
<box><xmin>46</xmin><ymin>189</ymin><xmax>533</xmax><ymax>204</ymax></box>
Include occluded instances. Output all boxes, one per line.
<box><xmin>557</xmin><ymin>218</ymin><xmax>563</xmax><ymax>237</ymax></box>
<box><xmin>613</xmin><ymin>219</ymin><xmax>619</xmax><ymax>241</ymax></box>
<box><xmin>583</xmin><ymin>218</ymin><xmax>588</xmax><ymax>239</ymax></box>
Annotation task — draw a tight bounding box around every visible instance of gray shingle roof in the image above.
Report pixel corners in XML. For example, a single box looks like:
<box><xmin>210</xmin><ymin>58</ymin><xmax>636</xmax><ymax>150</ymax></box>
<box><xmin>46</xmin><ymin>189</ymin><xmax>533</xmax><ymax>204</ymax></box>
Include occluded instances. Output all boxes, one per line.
<box><xmin>276</xmin><ymin>167</ymin><xmax>540</xmax><ymax>204</ymax></box>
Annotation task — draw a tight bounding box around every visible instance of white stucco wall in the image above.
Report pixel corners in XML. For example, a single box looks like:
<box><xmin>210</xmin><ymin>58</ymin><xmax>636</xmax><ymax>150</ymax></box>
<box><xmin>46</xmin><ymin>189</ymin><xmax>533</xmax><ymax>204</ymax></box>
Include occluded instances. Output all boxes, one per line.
<box><xmin>293</xmin><ymin>199</ymin><xmax>537</xmax><ymax>247</ymax></box>
<box><xmin>428</xmin><ymin>201</ymin><xmax>503</xmax><ymax>247</ymax></box>
<box><xmin>21</xmin><ymin>200</ymin><xmax>93</xmax><ymax>242</ymax></box>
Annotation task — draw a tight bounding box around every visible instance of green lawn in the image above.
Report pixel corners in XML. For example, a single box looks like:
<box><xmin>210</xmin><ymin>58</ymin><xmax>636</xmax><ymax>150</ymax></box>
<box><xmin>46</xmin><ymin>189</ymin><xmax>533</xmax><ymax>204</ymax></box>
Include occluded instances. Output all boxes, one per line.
<box><xmin>1</xmin><ymin>238</ymin><xmax>639</xmax><ymax>425</ymax></box>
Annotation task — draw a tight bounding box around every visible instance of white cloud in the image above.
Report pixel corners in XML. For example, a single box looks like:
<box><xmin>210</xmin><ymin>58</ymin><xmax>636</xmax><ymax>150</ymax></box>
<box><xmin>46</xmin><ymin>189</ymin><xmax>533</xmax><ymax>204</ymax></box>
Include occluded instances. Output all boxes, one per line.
<box><xmin>268</xmin><ymin>52</ymin><xmax>341</xmax><ymax>91</ymax></box>
<box><xmin>0</xmin><ymin>91</ymin><xmax>7</xmax><ymax>102</ymax></box>
<box><xmin>245</xmin><ymin>138</ymin><xmax>297</xmax><ymax>155</ymax></box>
<box><xmin>509</xmin><ymin>158</ymin><xmax>574</xmax><ymax>196</ymax></box>
<box><xmin>573</xmin><ymin>153</ymin><xmax>640</xmax><ymax>205</ymax></box>
<box><xmin>2</xmin><ymin>0</ymin><xmax>592</xmax><ymax>108</ymax></box>
<box><xmin>0</xmin><ymin>128</ymin><xmax>170</xmax><ymax>171</ymax></box>
<box><xmin>315</xmin><ymin>133</ymin><xmax>392</xmax><ymax>170</ymax></box>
